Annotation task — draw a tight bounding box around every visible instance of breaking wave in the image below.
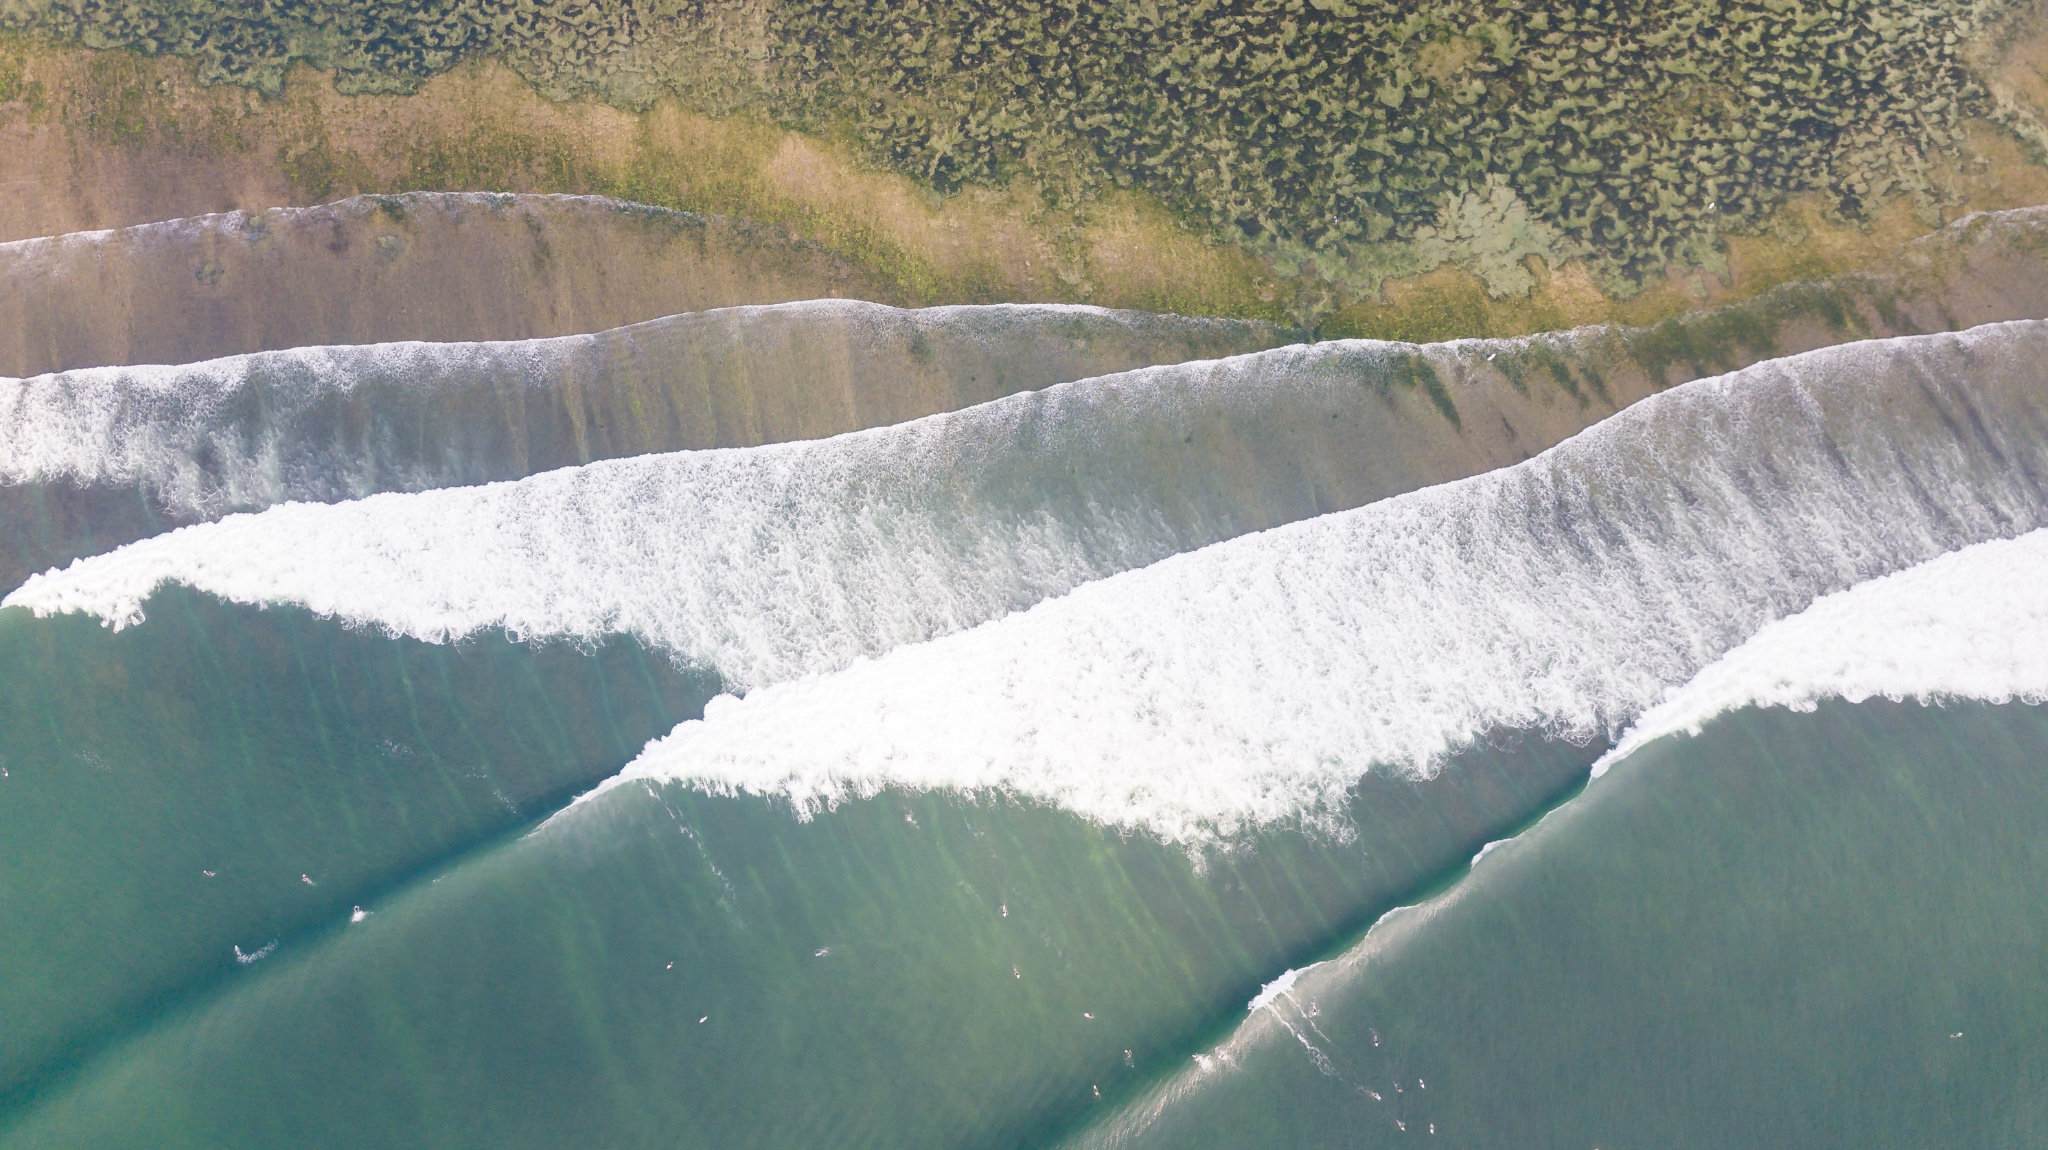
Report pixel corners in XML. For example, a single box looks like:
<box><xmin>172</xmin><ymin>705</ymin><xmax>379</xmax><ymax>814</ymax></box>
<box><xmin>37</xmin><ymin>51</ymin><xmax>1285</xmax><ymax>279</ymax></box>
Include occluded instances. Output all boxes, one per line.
<box><xmin>5</xmin><ymin>333</ymin><xmax>1621</xmax><ymax>688</ymax></box>
<box><xmin>0</xmin><ymin>298</ymin><xmax>1278</xmax><ymax>519</ymax></box>
<box><xmin>1599</xmin><ymin>527</ymin><xmax>2048</xmax><ymax>773</ymax></box>
<box><xmin>609</xmin><ymin>321</ymin><xmax>2048</xmax><ymax>841</ymax></box>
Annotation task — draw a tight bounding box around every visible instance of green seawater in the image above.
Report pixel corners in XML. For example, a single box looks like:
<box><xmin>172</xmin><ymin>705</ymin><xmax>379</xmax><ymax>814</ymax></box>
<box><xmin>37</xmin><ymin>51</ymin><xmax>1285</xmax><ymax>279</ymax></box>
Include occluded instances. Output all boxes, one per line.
<box><xmin>8</xmin><ymin>589</ymin><xmax>2047</xmax><ymax>1147</ymax></box>
<box><xmin>0</xmin><ymin>592</ymin><xmax>1595</xmax><ymax>1147</ymax></box>
<box><xmin>1071</xmin><ymin>699</ymin><xmax>2048</xmax><ymax>1149</ymax></box>
<box><xmin>0</xmin><ymin>590</ymin><xmax>718</xmax><ymax>1102</ymax></box>
<box><xmin>7</xmin><ymin>313</ymin><xmax>2048</xmax><ymax>1146</ymax></box>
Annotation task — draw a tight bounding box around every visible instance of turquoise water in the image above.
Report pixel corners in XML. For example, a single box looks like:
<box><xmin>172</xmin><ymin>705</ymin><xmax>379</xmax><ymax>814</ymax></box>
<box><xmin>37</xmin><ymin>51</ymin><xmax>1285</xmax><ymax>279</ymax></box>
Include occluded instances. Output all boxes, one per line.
<box><xmin>1070</xmin><ymin>699</ymin><xmax>2048</xmax><ymax>1149</ymax></box>
<box><xmin>0</xmin><ymin>734</ymin><xmax>1594</xmax><ymax>1148</ymax></box>
<box><xmin>4</xmin><ymin>289</ymin><xmax>2047</xmax><ymax>1145</ymax></box>
<box><xmin>0</xmin><ymin>589</ymin><xmax>716</xmax><ymax>1101</ymax></box>
<box><xmin>0</xmin><ymin>569</ymin><xmax>1595</xmax><ymax>1142</ymax></box>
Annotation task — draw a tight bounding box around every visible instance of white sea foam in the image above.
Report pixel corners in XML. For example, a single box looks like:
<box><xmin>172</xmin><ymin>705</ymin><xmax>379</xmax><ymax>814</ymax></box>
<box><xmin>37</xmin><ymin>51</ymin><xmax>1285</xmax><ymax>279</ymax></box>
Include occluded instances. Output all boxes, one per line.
<box><xmin>1596</xmin><ymin>528</ymin><xmax>2048</xmax><ymax>775</ymax></box>
<box><xmin>0</xmin><ymin>298</ymin><xmax>1272</xmax><ymax>517</ymax></box>
<box><xmin>0</xmin><ymin>430</ymin><xmax>1159</xmax><ymax>691</ymax></box>
<box><xmin>12</xmin><ymin>324</ymin><xmax>2048</xmax><ymax>841</ymax></box>
<box><xmin>1248</xmin><ymin>968</ymin><xmax>1305</xmax><ymax>1013</ymax></box>
<box><xmin>601</xmin><ymin>322</ymin><xmax>2048</xmax><ymax>841</ymax></box>
<box><xmin>1</xmin><ymin>335</ymin><xmax>1558</xmax><ymax>688</ymax></box>
<box><xmin>2</xmin><ymin>341</ymin><xmax>488</xmax><ymax>513</ymax></box>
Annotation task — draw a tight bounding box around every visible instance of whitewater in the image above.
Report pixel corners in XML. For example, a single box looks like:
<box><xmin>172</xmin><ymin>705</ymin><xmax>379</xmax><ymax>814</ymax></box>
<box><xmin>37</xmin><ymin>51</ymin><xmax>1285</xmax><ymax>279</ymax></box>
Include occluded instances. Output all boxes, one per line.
<box><xmin>602</xmin><ymin>321</ymin><xmax>2048</xmax><ymax>841</ymax></box>
<box><xmin>12</xmin><ymin>321</ymin><xmax>2048</xmax><ymax>839</ymax></box>
<box><xmin>1598</xmin><ymin>527</ymin><xmax>2048</xmax><ymax>774</ymax></box>
<box><xmin>2</xmin><ymin>332</ymin><xmax>1606</xmax><ymax>687</ymax></box>
<box><xmin>0</xmin><ymin>298</ymin><xmax>1273</xmax><ymax>516</ymax></box>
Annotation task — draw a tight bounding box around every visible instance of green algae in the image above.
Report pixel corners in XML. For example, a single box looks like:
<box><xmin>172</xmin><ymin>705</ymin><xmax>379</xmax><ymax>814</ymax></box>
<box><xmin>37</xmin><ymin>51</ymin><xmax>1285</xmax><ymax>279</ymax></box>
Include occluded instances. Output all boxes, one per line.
<box><xmin>1621</xmin><ymin>276</ymin><xmax>1882</xmax><ymax>382</ymax></box>
<box><xmin>354</xmin><ymin>115</ymin><xmax>969</xmax><ymax>306</ymax></box>
<box><xmin>1493</xmin><ymin>339</ymin><xmax>1597</xmax><ymax>405</ymax></box>
<box><xmin>280</xmin><ymin>138</ymin><xmax>375</xmax><ymax>200</ymax></box>
<box><xmin>1367</xmin><ymin>349</ymin><xmax>1461</xmax><ymax>427</ymax></box>
<box><xmin>0</xmin><ymin>38</ymin><xmax>42</xmax><ymax>110</ymax></box>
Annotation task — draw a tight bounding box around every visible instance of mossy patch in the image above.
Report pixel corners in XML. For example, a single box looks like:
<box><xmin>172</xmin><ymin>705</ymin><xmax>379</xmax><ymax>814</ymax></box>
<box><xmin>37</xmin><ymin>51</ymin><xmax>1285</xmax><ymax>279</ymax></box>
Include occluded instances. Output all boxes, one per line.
<box><xmin>281</xmin><ymin>138</ymin><xmax>374</xmax><ymax>200</ymax></box>
<box><xmin>0</xmin><ymin>35</ymin><xmax>46</xmax><ymax>111</ymax></box>
<box><xmin>1622</xmin><ymin>278</ymin><xmax>1876</xmax><ymax>383</ymax></box>
<box><xmin>73</xmin><ymin>45</ymin><xmax>151</xmax><ymax>144</ymax></box>
<box><xmin>1402</xmin><ymin>352</ymin><xmax>1461</xmax><ymax>428</ymax></box>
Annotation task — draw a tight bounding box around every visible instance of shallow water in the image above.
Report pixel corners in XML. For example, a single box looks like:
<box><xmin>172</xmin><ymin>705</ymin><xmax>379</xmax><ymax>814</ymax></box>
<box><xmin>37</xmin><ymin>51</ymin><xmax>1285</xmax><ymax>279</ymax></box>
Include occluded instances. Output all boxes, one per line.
<box><xmin>0</xmin><ymin>300</ymin><xmax>1284</xmax><ymax>587</ymax></box>
<box><xmin>1067</xmin><ymin>698</ymin><xmax>2048</xmax><ymax>1150</ymax></box>
<box><xmin>0</xmin><ymin>589</ymin><xmax>716</xmax><ymax>1099</ymax></box>
<box><xmin>0</xmin><ymin>726</ymin><xmax>1595</xmax><ymax>1148</ymax></box>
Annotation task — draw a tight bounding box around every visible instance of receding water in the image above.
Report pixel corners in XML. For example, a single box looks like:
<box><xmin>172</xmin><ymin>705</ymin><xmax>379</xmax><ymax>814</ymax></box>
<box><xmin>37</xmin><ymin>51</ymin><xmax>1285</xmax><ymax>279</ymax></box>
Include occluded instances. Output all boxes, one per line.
<box><xmin>0</xmin><ymin>300</ymin><xmax>1285</xmax><ymax>586</ymax></box>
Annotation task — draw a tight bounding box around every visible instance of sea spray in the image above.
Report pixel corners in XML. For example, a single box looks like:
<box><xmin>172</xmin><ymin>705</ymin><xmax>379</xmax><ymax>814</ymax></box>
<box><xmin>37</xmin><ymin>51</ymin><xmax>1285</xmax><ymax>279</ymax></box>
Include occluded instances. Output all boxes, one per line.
<box><xmin>1062</xmin><ymin>687</ymin><xmax>2048</xmax><ymax>1146</ymax></box>
<box><xmin>1031</xmin><ymin>344</ymin><xmax>2048</xmax><ymax>1150</ymax></box>
<box><xmin>0</xmin><ymin>299</ymin><xmax>1280</xmax><ymax>518</ymax></box>
<box><xmin>4</xmin><ymin>332</ymin><xmax>1628</xmax><ymax>685</ymax></box>
<box><xmin>606</xmin><ymin>321</ymin><xmax>2048</xmax><ymax>842</ymax></box>
<box><xmin>1056</xmin><ymin>529</ymin><xmax>2048</xmax><ymax>1150</ymax></box>
<box><xmin>12</xmin><ymin>321</ymin><xmax>2048</xmax><ymax>1149</ymax></box>
<box><xmin>16</xmin><ymin>323</ymin><xmax>2048</xmax><ymax>840</ymax></box>
<box><xmin>1596</xmin><ymin>528</ymin><xmax>2048</xmax><ymax>775</ymax></box>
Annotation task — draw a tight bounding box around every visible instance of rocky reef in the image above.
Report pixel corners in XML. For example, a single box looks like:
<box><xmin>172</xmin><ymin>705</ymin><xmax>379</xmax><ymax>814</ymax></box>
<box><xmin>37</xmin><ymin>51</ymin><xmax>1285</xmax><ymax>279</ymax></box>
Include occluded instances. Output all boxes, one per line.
<box><xmin>2</xmin><ymin>0</ymin><xmax>2020</xmax><ymax>300</ymax></box>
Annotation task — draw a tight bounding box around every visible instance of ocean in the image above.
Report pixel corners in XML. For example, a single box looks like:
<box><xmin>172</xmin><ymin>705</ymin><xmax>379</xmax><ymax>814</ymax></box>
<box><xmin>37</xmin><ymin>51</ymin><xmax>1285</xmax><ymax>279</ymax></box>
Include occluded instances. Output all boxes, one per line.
<box><xmin>4</xmin><ymin>204</ymin><xmax>2047</xmax><ymax>1147</ymax></box>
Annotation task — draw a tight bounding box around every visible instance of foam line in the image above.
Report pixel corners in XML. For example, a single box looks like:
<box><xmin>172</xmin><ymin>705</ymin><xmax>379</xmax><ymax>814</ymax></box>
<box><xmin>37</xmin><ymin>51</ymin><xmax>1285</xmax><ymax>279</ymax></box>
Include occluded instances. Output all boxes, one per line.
<box><xmin>1248</xmin><ymin>968</ymin><xmax>1307</xmax><ymax>1013</ymax></box>
<box><xmin>1596</xmin><ymin>528</ymin><xmax>2048</xmax><ymax>775</ymax></box>
<box><xmin>0</xmin><ymin>297</ymin><xmax>1281</xmax><ymax>518</ymax></box>
<box><xmin>606</xmin><ymin>321</ymin><xmax>2048</xmax><ymax>842</ymax></box>
<box><xmin>3</xmin><ymin>330</ymin><xmax>1635</xmax><ymax>689</ymax></box>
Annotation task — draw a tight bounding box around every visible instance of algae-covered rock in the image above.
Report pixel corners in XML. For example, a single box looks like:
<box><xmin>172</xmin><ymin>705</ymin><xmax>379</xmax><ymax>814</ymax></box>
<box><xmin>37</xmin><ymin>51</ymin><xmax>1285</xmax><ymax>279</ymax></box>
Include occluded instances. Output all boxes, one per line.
<box><xmin>1406</xmin><ymin>175</ymin><xmax>1575</xmax><ymax>297</ymax></box>
<box><xmin>3</xmin><ymin>0</ymin><xmax>2018</xmax><ymax>296</ymax></box>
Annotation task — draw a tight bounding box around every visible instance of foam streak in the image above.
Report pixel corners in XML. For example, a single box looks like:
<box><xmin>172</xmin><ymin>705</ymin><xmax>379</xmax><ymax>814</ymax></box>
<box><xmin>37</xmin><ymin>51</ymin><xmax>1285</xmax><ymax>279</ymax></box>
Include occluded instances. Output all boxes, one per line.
<box><xmin>615</xmin><ymin>322</ymin><xmax>2048</xmax><ymax>841</ymax></box>
<box><xmin>1598</xmin><ymin>528</ymin><xmax>2048</xmax><ymax>774</ymax></box>
<box><xmin>4</xmin><ymin>335</ymin><xmax>1615</xmax><ymax>688</ymax></box>
<box><xmin>0</xmin><ymin>299</ymin><xmax>1277</xmax><ymax>518</ymax></box>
